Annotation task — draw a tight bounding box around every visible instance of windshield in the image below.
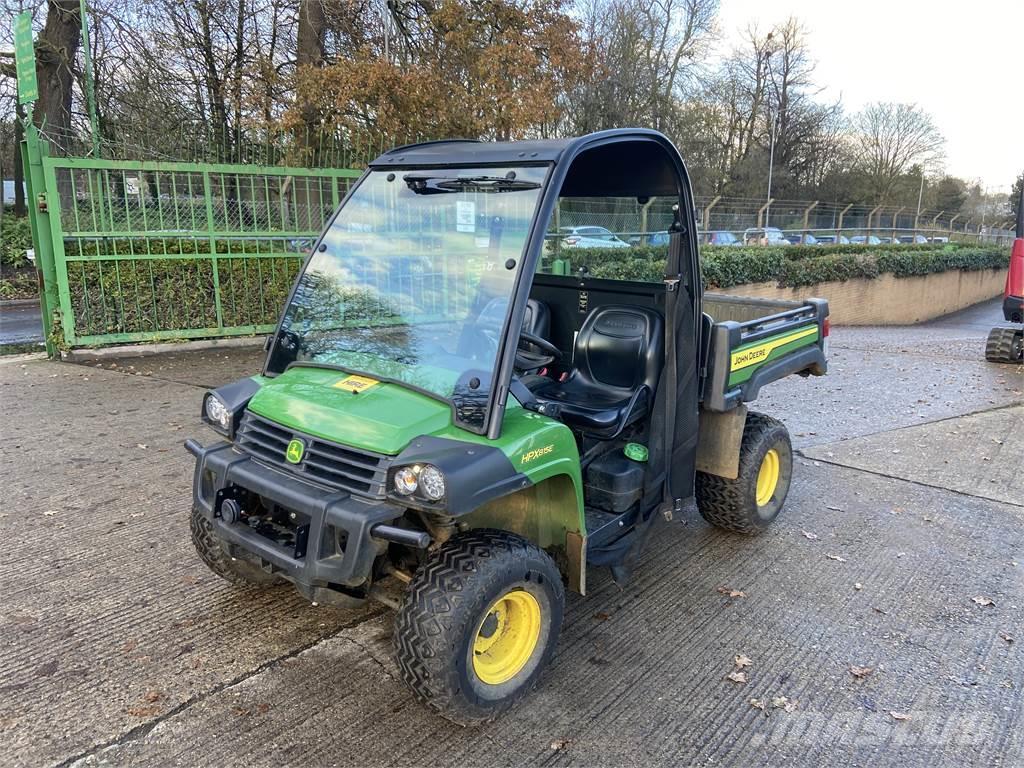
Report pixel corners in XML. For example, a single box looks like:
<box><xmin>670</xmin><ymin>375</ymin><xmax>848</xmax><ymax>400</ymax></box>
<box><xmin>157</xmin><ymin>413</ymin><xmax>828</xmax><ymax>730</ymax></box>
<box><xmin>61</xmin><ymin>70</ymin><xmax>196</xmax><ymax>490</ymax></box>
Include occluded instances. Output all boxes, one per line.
<box><xmin>266</xmin><ymin>165</ymin><xmax>548</xmax><ymax>429</ymax></box>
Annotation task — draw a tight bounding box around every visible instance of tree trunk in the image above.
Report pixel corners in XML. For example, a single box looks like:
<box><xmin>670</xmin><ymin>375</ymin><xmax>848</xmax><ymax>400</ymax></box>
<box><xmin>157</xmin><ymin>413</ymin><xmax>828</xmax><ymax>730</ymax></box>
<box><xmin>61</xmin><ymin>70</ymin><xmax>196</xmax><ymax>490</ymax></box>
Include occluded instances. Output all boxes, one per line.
<box><xmin>297</xmin><ymin>0</ymin><xmax>326</xmax><ymax>69</ymax></box>
<box><xmin>294</xmin><ymin>0</ymin><xmax>327</xmax><ymax>225</ymax></box>
<box><xmin>295</xmin><ymin>0</ymin><xmax>327</xmax><ymax>165</ymax></box>
<box><xmin>14</xmin><ymin>102</ymin><xmax>27</xmax><ymax>216</ymax></box>
<box><xmin>33</xmin><ymin>0</ymin><xmax>82</xmax><ymax>147</ymax></box>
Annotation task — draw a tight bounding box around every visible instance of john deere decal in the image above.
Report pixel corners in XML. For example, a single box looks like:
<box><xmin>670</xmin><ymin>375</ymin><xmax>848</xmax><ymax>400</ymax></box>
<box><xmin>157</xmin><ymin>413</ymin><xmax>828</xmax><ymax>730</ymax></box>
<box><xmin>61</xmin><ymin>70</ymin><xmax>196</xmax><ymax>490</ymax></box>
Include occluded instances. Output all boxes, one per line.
<box><xmin>285</xmin><ymin>438</ymin><xmax>305</xmax><ymax>464</ymax></box>
<box><xmin>728</xmin><ymin>326</ymin><xmax>819</xmax><ymax>386</ymax></box>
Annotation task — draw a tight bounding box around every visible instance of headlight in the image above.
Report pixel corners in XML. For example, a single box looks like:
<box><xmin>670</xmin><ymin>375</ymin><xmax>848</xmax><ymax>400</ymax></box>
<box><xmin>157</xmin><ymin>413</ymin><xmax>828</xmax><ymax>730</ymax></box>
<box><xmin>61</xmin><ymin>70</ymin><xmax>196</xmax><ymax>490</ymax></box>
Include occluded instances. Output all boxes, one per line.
<box><xmin>204</xmin><ymin>394</ymin><xmax>231</xmax><ymax>431</ymax></box>
<box><xmin>392</xmin><ymin>464</ymin><xmax>445</xmax><ymax>501</ymax></box>
<box><xmin>394</xmin><ymin>466</ymin><xmax>419</xmax><ymax>495</ymax></box>
<box><xmin>419</xmin><ymin>465</ymin><xmax>446</xmax><ymax>500</ymax></box>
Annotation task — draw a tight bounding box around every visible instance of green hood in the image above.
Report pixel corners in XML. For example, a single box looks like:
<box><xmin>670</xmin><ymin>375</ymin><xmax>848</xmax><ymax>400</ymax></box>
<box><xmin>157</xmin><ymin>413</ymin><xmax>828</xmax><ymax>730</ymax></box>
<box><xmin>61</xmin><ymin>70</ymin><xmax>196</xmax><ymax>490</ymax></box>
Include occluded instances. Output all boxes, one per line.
<box><xmin>246</xmin><ymin>367</ymin><xmax>452</xmax><ymax>455</ymax></box>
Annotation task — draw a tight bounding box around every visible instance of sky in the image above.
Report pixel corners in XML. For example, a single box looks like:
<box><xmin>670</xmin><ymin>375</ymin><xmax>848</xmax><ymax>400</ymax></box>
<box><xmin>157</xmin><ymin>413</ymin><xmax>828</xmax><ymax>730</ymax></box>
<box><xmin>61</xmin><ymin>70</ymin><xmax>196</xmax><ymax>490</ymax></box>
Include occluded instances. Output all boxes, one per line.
<box><xmin>715</xmin><ymin>0</ymin><xmax>1024</xmax><ymax>193</ymax></box>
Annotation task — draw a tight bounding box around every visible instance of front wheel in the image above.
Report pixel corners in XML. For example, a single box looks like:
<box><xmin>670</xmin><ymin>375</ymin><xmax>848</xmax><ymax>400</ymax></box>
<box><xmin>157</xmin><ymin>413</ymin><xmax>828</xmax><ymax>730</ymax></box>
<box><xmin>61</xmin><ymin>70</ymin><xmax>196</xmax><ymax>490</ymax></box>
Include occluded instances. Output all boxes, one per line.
<box><xmin>190</xmin><ymin>507</ymin><xmax>282</xmax><ymax>587</ymax></box>
<box><xmin>393</xmin><ymin>530</ymin><xmax>564</xmax><ymax>725</ymax></box>
<box><xmin>696</xmin><ymin>412</ymin><xmax>793</xmax><ymax>534</ymax></box>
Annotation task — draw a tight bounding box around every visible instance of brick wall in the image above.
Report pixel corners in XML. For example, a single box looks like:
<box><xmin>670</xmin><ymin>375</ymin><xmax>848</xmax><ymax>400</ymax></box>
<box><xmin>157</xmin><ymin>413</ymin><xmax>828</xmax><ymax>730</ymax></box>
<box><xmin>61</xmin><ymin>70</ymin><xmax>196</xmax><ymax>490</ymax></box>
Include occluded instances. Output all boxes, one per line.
<box><xmin>716</xmin><ymin>268</ymin><xmax>1005</xmax><ymax>325</ymax></box>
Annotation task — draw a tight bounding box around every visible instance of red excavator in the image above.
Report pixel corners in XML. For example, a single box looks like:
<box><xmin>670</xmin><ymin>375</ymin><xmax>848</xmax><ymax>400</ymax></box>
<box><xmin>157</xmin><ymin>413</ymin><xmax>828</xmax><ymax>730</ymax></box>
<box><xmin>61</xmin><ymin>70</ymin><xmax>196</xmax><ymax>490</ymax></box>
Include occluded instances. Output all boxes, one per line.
<box><xmin>985</xmin><ymin>184</ymin><xmax>1024</xmax><ymax>363</ymax></box>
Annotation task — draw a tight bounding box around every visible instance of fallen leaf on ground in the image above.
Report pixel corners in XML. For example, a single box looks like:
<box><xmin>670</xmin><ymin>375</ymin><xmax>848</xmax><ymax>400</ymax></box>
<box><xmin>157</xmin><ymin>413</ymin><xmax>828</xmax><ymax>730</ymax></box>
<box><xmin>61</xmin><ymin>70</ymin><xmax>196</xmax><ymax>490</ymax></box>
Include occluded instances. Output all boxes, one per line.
<box><xmin>593</xmin><ymin>611</ymin><xmax>610</xmax><ymax>621</ymax></box>
<box><xmin>716</xmin><ymin>586</ymin><xmax>746</xmax><ymax>598</ymax></box>
<box><xmin>772</xmin><ymin>696</ymin><xmax>798</xmax><ymax>712</ymax></box>
<box><xmin>126</xmin><ymin>704</ymin><xmax>160</xmax><ymax>717</ymax></box>
<box><xmin>801</xmin><ymin>530</ymin><xmax>819</xmax><ymax>540</ymax></box>
<box><xmin>826</xmin><ymin>554</ymin><xmax>847</xmax><ymax>562</ymax></box>
<box><xmin>734</xmin><ymin>654</ymin><xmax>753</xmax><ymax>668</ymax></box>
<box><xmin>727</xmin><ymin>671</ymin><xmax>748</xmax><ymax>684</ymax></box>
<box><xmin>749</xmin><ymin>698</ymin><xmax>767</xmax><ymax>714</ymax></box>
<box><xmin>136</xmin><ymin>443</ymin><xmax>148</xmax><ymax>449</ymax></box>
<box><xmin>972</xmin><ymin>596</ymin><xmax>995</xmax><ymax>607</ymax></box>
<box><xmin>854</xmin><ymin>583</ymin><xmax>863</xmax><ymax>590</ymax></box>
<box><xmin>550</xmin><ymin>739</ymin><xmax>573</xmax><ymax>751</ymax></box>
<box><xmin>998</xmin><ymin>632</ymin><xmax>1013</xmax><ymax>644</ymax></box>
<box><xmin>826</xmin><ymin>505</ymin><xmax>844</xmax><ymax>512</ymax></box>
<box><xmin>889</xmin><ymin>711</ymin><xmax>911</xmax><ymax>721</ymax></box>
<box><xmin>43</xmin><ymin>510</ymin><xmax>58</xmax><ymax>517</ymax></box>
<box><xmin>143</xmin><ymin>690</ymin><xmax>162</xmax><ymax>703</ymax></box>
<box><xmin>850</xmin><ymin>665</ymin><xmax>874</xmax><ymax>679</ymax></box>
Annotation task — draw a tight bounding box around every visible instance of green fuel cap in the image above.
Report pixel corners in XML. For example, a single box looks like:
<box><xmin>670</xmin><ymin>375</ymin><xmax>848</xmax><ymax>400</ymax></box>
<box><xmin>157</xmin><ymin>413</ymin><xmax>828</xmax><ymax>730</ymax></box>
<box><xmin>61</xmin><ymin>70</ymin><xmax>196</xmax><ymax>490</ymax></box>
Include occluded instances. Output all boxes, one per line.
<box><xmin>624</xmin><ymin>443</ymin><xmax>648</xmax><ymax>462</ymax></box>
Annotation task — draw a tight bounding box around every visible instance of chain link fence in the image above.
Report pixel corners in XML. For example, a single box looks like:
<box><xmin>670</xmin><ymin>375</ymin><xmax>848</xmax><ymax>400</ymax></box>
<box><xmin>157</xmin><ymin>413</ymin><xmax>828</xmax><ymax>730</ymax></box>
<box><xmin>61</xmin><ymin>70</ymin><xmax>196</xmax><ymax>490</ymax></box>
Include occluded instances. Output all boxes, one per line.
<box><xmin>551</xmin><ymin>195</ymin><xmax>1015</xmax><ymax>246</ymax></box>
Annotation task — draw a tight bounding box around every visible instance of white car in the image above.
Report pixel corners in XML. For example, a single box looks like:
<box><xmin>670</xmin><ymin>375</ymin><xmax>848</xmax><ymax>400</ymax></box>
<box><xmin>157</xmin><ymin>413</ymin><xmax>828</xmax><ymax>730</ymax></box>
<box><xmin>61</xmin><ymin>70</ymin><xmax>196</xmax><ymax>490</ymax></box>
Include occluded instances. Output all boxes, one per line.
<box><xmin>560</xmin><ymin>226</ymin><xmax>630</xmax><ymax>249</ymax></box>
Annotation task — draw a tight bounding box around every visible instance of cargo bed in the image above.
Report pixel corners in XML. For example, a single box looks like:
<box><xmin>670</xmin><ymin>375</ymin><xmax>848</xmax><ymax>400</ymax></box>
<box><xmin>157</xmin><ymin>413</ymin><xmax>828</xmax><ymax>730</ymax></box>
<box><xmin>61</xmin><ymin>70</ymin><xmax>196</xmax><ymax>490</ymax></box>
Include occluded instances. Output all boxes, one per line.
<box><xmin>701</xmin><ymin>293</ymin><xmax>829</xmax><ymax>412</ymax></box>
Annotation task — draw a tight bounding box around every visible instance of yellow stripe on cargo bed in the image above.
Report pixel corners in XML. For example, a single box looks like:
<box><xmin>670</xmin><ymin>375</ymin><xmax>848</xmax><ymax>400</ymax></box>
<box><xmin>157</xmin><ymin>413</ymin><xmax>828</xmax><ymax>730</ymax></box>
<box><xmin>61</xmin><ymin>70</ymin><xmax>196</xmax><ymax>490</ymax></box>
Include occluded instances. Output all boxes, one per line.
<box><xmin>730</xmin><ymin>326</ymin><xmax>818</xmax><ymax>372</ymax></box>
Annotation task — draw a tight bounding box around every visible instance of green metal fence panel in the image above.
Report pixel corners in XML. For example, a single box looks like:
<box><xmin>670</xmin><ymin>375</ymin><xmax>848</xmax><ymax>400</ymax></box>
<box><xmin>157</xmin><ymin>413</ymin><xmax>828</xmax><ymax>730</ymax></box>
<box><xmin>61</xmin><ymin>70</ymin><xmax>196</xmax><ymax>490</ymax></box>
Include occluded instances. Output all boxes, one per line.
<box><xmin>40</xmin><ymin>156</ymin><xmax>360</xmax><ymax>347</ymax></box>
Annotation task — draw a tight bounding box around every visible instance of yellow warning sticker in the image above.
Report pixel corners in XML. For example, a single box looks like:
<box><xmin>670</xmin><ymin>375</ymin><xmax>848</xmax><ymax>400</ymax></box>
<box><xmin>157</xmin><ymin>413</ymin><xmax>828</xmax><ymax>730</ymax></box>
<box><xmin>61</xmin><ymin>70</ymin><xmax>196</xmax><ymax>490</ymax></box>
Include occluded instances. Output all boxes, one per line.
<box><xmin>333</xmin><ymin>374</ymin><xmax>380</xmax><ymax>393</ymax></box>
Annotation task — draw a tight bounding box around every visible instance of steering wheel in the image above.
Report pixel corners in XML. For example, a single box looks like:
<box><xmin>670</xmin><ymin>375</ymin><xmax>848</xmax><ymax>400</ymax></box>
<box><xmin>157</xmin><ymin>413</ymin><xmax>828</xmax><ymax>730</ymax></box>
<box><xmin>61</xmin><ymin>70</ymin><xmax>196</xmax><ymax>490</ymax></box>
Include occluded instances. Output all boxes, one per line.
<box><xmin>516</xmin><ymin>330</ymin><xmax>562</xmax><ymax>371</ymax></box>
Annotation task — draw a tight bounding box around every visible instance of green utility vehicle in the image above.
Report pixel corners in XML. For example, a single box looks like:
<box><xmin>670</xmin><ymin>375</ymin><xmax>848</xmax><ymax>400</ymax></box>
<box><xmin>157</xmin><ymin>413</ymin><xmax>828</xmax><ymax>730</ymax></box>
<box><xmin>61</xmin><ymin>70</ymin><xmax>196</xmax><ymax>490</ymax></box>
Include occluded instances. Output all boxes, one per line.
<box><xmin>186</xmin><ymin>129</ymin><xmax>829</xmax><ymax>723</ymax></box>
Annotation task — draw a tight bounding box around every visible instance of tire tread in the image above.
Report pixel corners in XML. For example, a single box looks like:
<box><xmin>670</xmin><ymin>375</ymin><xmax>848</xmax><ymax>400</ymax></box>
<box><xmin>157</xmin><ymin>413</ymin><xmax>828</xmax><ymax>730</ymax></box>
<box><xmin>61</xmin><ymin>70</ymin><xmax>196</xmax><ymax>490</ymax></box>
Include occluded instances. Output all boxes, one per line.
<box><xmin>393</xmin><ymin>529</ymin><xmax>563</xmax><ymax>725</ymax></box>
<box><xmin>695</xmin><ymin>411</ymin><xmax>790</xmax><ymax>534</ymax></box>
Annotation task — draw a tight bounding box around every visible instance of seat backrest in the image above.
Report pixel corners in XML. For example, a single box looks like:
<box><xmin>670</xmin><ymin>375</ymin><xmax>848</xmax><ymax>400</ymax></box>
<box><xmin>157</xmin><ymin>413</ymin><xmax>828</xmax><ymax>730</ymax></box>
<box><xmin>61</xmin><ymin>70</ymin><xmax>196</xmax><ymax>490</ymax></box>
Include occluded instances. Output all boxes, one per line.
<box><xmin>571</xmin><ymin>305</ymin><xmax>663</xmax><ymax>393</ymax></box>
<box><xmin>523</xmin><ymin>298</ymin><xmax>550</xmax><ymax>338</ymax></box>
<box><xmin>476</xmin><ymin>297</ymin><xmax>550</xmax><ymax>338</ymax></box>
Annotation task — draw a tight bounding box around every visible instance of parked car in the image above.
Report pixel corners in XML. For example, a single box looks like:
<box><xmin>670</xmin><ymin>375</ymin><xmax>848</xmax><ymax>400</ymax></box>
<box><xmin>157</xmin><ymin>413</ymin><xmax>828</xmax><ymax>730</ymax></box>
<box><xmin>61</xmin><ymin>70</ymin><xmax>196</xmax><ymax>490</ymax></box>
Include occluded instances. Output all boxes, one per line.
<box><xmin>814</xmin><ymin>234</ymin><xmax>850</xmax><ymax>245</ymax></box>
<box><xmin>560</xmin><ymin>226</ymin><xmax>630</xmax><ymax>249</ymax></box>
<box><xmin>897</xmin><ymin>235</ymin><xmax>929</xmax><ymax>244</ymax></box>
<box><xmin>929</xmin><ymin>236</ymin><xmax>949</xmax><ymax>243</ymax></box>
<box><xmin>743</xmin><ymin>227</ymin><xmax>789</xmax><ymax>246</ymax></box>
<box><xmin>785</xmin><ymin>233</ymin><xmax>818</xmax><ymax>245</ymax></box>
<box><xmin>704</xmin><ymin>230</ymin><xmax>742</xmax><ymax>247</ymax></box>
<box><xmin>850</xmin><ymin>235</ymin><xmax>883</xmax><ymax>245</ymax></box>
<box><xmin>646</xmin><ymin>231</ymin><xmax>671</xmax><ymax>246</ymax></box>
<box><xmin>877</xmin><ymin>236</ymin><xmax>897</xmax><ymax>244</ymax></box>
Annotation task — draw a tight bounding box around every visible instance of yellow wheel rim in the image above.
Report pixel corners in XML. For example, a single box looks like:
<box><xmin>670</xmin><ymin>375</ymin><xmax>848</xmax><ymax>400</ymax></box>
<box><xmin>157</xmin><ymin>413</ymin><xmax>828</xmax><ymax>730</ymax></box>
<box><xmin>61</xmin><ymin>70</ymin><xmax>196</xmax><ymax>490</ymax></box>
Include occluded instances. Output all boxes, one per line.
<box><xmin>472</xmin><ymin>589</ymin><xmax>542</xmax><ymax>685</ymax></box>
<box><xmin>756</xmin><ymin>448</ymin><xmax>780</xmax><ymax>507</ymax></box>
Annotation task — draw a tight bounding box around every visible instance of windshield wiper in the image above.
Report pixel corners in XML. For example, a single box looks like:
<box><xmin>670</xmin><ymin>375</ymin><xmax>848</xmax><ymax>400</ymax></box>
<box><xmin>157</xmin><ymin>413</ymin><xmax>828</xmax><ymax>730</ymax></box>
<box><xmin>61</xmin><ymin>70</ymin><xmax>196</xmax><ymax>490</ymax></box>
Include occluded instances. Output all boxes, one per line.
<box><xmin>404</xmin><ymin>173</ymin><xmax>541</xmax><ymax>195</ymax></box>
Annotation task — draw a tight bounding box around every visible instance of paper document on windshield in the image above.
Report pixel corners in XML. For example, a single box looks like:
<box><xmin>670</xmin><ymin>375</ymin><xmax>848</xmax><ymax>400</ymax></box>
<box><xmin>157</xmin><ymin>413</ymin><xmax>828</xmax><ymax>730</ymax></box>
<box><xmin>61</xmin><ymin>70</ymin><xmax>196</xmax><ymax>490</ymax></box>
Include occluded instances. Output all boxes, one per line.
<box><xmin>456</xmin><ymin>201</ymin><xmax>476</xmax><ymax>233</ymax></box>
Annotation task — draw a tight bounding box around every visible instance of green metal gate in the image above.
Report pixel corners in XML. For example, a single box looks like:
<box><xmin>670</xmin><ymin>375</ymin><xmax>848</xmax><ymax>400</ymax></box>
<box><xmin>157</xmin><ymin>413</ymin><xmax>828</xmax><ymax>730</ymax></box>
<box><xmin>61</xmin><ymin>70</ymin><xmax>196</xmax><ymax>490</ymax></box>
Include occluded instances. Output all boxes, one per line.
<box><xmin>22</xmin><ymin>126</ymin><xmax>360</xmax><ymax>354</ymax></box>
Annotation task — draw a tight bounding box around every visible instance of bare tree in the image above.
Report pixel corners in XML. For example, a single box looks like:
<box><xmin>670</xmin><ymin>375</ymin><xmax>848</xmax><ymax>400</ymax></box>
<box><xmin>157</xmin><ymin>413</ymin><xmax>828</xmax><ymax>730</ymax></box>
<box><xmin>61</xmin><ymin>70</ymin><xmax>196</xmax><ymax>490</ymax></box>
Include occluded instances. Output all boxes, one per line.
<box><xmin>565</xmin><ymin>0</ymin><xmax>717</xmax><ymax>133</ymax></box>
<box><xmin>853</xmin><ymin>102</ymin><xmax>945</xmax><ymax>202</ymax></box>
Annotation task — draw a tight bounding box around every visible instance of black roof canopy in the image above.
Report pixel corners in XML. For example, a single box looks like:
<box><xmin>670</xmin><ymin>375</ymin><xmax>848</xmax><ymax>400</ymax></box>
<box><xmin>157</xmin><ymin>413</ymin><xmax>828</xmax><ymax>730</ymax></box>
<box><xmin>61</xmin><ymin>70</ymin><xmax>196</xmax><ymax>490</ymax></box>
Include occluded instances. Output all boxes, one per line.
<box><xmin>368</xmin><ymin>128</ymin><xmax>677</xmax><ymax>169</ymax></box>
<box><xmin>368</xmin><ymin>129</ymin><xmax>688</xmax><ymax>198</ymax></box>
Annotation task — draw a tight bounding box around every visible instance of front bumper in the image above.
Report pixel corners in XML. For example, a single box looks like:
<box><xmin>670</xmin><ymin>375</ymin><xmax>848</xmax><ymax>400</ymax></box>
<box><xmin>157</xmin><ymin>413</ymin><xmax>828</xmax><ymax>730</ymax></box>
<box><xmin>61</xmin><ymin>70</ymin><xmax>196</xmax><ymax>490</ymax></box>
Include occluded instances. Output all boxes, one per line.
<box><xmin>188</xmin><ymin>439</ymin><xmax>405</xmax><ymax>598</ymax></box>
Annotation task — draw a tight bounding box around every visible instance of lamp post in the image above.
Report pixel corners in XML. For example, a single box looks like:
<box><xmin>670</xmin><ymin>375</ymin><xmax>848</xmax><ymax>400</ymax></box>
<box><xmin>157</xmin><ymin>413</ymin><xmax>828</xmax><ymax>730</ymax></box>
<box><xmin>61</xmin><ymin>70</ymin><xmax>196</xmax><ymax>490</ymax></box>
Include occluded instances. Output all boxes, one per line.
<box><xmin>764</xmin><ymin>38</ymin><xmax>781</xmax><ymax>229</ymax></box>
<box><xmin>915</xmin><ymin>171</ymin><xmax>925</xmax><ymax>220</ymax></box>
<box><xmin>766</xmin><ymin>113</ymin><xmax>778</xmax><ymax>227</ymax></box>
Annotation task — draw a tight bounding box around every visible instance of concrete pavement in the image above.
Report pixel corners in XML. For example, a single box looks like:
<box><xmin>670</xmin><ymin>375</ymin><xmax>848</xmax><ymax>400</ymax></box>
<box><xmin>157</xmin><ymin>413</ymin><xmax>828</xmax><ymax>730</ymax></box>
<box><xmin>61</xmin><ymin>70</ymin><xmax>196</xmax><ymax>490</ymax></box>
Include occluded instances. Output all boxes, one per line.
<box><xmin>0</xmin><ymin>298</ymin><xmax>1021</xmax><ymax>767</ymax></box>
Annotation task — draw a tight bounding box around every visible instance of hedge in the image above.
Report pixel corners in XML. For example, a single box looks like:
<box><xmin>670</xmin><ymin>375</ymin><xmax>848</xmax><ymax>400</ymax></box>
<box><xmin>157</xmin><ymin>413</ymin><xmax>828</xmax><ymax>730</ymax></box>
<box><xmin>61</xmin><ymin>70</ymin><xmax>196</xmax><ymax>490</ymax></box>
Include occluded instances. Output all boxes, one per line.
<box><xmin>553</xmin><ymin>243</ymin><xmax>1008</xmax><ymax>289</ymax></box>
<box><xmin>1</xmin><ymin>216</ymin><xmax>33</xmax><ymax>267</ymax></box>
<box><xmin>19</xmin><ymin>232</ymin><xmax>1013</xmax><ymax>344</ymax></box>
<box><xmin>65</xmin><ymin>255</ymin><xmax>300</xmax><ymax>337</ymax></box>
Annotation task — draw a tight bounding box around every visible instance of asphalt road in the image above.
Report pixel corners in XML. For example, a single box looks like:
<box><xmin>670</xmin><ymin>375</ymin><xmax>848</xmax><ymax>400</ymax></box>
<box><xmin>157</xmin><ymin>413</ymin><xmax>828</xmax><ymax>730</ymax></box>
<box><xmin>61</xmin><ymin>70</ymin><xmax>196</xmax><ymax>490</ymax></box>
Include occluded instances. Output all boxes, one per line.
<box><xmin>0</xmin><ymin>299</ymin><xmax>44</xmax><ymax>345</ymax></box>
<box><xmin>1</xmin><ymin>298</ymin><xmax>1021</xmax><ymax>767</ymax></box>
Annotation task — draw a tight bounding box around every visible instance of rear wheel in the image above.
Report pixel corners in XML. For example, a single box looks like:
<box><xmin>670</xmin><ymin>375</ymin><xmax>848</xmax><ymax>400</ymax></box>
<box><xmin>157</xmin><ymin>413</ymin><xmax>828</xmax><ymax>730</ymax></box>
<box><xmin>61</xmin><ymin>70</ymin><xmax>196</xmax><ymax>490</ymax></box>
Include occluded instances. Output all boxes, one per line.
<box><xmin>696</xmin><ymin>412</ymin><xmax>793</xmax><ymax>534</ymax></box>
<box><xmin>985</xmin><ymin>326</ymin><xmax>1023</xmax><ymax>364</ymax></box>
<box><xmin>393</xmin><ymin>530</ymin><xmax>564</xmax><ymax>725</ymax></box>
<box><xmin>190</xmin><ymin>508</ymin><xmax>282</xmax><ymax>587</ymax></box>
